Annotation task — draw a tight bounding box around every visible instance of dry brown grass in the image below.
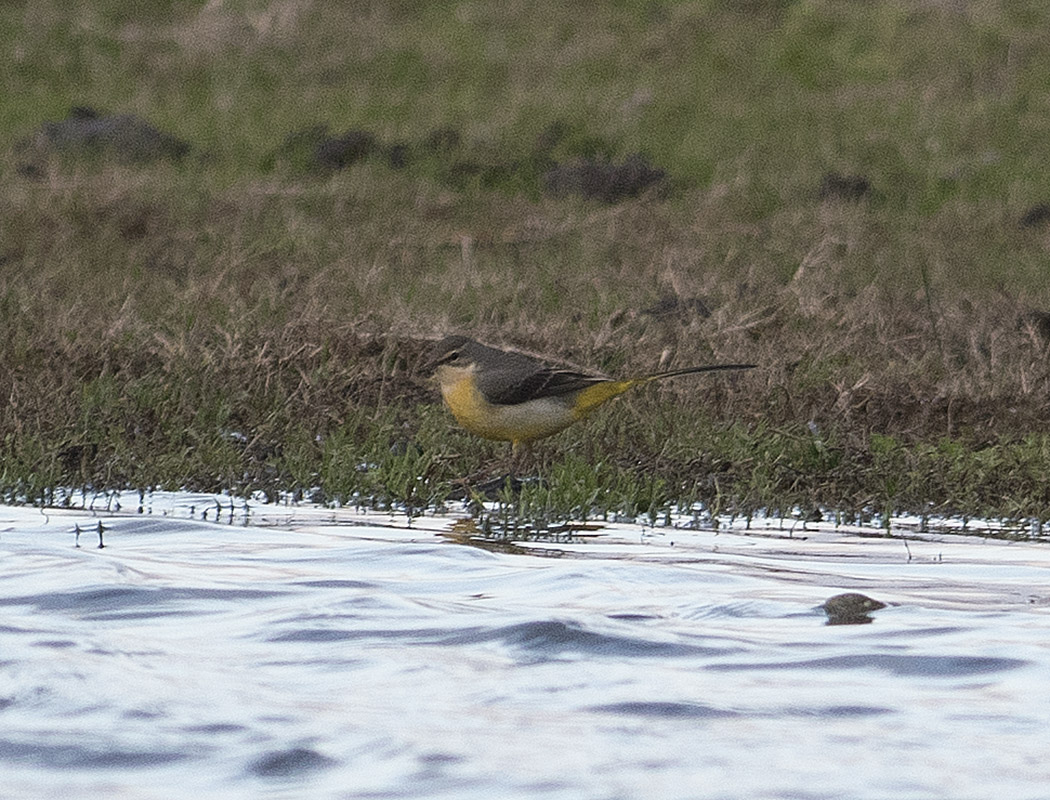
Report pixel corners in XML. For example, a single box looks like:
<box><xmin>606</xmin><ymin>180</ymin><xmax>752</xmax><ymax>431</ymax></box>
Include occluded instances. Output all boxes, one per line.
<box><xmin>5</xmin><ymin>1</ymin><xmax>1050</xmax><ymax>519</ymax></box>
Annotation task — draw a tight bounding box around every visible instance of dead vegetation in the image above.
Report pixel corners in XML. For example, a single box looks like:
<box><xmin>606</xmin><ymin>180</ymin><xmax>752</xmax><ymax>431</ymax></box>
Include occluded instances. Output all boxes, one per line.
<box><xmin>4</xmin><ymin>2</ymin><xmax>1050</xmax><ymax>522</ymax></box>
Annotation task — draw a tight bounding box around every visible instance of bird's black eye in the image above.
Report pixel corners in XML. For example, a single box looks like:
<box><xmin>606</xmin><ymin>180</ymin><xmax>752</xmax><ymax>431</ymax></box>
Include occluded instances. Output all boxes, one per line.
<box><xmin>437</xmin><ymin>349</ymin><xmax>460</xmax><ymax>365</ymax></box>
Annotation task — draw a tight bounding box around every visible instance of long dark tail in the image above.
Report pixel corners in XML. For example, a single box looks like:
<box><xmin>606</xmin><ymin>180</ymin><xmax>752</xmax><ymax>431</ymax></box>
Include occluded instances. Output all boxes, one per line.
<box><xmin>640</xmin><ymin>363</ymin><xmax>756</xmax><ymax>382</ymax></box>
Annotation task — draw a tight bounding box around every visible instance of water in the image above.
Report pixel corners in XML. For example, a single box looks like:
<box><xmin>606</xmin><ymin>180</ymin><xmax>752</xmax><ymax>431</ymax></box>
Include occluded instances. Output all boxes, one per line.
<box><xmin>2</xmin><ymin>493</ymin><xmax>1050</xmax><ymax>799</ymax></box>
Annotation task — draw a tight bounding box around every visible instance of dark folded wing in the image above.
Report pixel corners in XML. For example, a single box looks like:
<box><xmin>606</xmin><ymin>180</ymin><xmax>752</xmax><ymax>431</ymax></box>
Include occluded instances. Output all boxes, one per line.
<box><xmin>484</xmin><ymin>366</ymin><xmax>608</xmax><ymax>406</ymax></box>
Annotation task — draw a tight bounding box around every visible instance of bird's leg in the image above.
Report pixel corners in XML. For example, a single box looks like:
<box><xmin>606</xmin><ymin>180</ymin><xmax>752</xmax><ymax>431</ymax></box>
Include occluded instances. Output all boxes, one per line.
<box><xmin>509</xmin><ymin>440</ymin><xmax>524</xmax><ymax>479</ymax></box>
<box><xmin>505</xmin><ymin>440</ymin><xmax>535</xmax><ymax>490</ymax></box>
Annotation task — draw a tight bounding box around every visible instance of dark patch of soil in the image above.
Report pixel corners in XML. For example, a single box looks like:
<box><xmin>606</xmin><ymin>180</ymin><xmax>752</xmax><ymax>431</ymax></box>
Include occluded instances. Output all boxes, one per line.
<box><xmin>16</xmin><ymin>106</ymin><xmax>190</xmax><ymax>175</ymax></box>
<box><xmin>1020</xmin><ymin>203</ymin><xmax>1050</xmax><ymax>228</ymax></box>
<box><xmin>267</xmin><ymin>121</ymin><xmax>668</xmax><ymax>204</ymax></box>
<box><xmin>314</xmin><ymin>129</ymin><xmax>377</xmax><ymax>170</ymax></box>
<box><xmin>818</xmin><ymin>171</ymin><xmax>872</xmax><ymax>202</ymax></box>
<box><xmin>543</xmin><ymin>154</ymin><xmax>667</xmax><ymax>203</ymax></box>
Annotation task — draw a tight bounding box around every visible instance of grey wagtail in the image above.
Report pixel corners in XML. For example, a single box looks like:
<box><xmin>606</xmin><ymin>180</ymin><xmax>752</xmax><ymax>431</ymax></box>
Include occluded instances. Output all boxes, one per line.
<box><xmin>429</xmin><ymin>335</ymin><xmax>755</xmax><ymax>453</ymax></box>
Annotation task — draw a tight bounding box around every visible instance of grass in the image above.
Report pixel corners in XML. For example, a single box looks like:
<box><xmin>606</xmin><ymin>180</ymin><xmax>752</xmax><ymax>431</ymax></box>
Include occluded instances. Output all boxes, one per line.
<box><xmin>3</xmin><ymin>1</ymin><xmax>1050</xmax><ymax>530</ymax></box>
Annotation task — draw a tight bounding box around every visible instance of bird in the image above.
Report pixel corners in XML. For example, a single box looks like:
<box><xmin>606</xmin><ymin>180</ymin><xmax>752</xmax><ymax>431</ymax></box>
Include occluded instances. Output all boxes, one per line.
<box><xmin>428</xmin><ymin>335</ymin><xmax>755</xmax><ymax>454</ymax></box>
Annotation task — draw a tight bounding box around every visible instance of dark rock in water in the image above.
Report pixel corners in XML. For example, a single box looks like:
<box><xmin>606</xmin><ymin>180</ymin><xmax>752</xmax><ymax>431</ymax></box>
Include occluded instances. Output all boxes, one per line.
<box><xmin>819</xmin><ymin>171</ymin><xmax>872</xmax><ymax>202</ymax></box>
<box><xmin>544</xmin><ymin>153</ymin><xmax>666</xmax><ymax>203</ymax></box>
<box><xmin>821</xmin><ymin>592</ymin><xmax>887</xmax><ymax>626</ymax></box>
<box><xmin>249</xmin><ymin>747</ymin><xmax>336</xmax><ymax>778</ymax></box>
<box><xmin>20</xmin><ymin>106</ymin><xmax>190</xmax><ymax>166</ymax></box>
<box><xmin>1019</xmin><ymin>203</ymin><xmax>1050</xmax><ymax>228</ymax></box>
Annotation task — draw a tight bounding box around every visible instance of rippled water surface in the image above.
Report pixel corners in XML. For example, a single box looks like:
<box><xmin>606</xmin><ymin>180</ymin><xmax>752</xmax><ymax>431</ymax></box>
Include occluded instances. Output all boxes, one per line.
<box><xmin>2</xmin><ymin>493</ymin><xmax>1050</xmax><ymax>799</ymax></box>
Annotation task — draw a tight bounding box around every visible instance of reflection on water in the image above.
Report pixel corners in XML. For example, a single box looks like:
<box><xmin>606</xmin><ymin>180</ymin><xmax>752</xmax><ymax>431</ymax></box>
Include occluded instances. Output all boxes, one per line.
<box><xmin>2</xmin><ymin>492</ymin><xmax>1050</xmax><ymax>799</ymax></box>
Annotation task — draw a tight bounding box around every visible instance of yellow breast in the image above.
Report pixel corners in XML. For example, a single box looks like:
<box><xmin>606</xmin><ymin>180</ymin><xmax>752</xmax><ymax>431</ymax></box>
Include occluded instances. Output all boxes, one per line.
<box><xmin>436</xmin><ymin>366</ymin><xmax>579</xmax><ymax>444</ymax></box>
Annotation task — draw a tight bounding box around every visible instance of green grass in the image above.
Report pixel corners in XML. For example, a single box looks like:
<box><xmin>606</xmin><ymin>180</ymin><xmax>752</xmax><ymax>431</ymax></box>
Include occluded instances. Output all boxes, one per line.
<box><xmin>3</xmin><ymin>1</ymin><xmax>1050</xmax><ymax>529</ymax></box>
